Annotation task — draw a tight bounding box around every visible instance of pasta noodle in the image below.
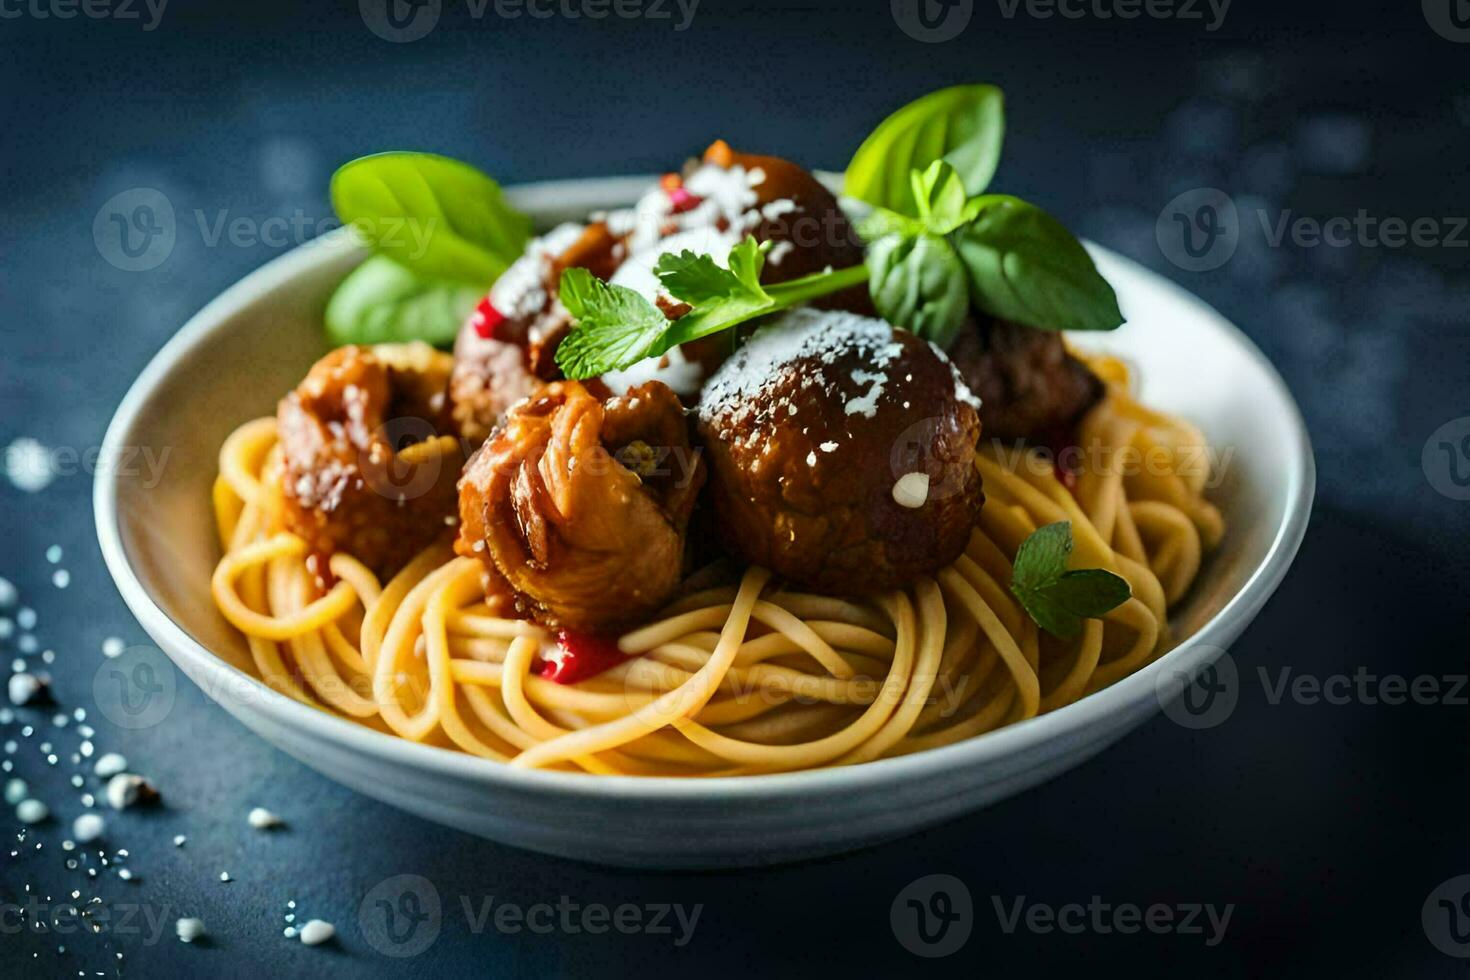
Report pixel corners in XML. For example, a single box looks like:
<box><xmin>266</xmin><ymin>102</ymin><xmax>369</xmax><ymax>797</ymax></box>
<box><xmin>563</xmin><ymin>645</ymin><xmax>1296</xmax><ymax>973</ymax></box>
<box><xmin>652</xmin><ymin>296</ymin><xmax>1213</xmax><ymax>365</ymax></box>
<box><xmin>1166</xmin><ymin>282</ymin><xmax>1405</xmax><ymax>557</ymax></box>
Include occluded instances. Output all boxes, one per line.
<box><xmin>210</xmin><ymin>355</ymin><xmax>1223</xmax><ymax>776</ymax></box>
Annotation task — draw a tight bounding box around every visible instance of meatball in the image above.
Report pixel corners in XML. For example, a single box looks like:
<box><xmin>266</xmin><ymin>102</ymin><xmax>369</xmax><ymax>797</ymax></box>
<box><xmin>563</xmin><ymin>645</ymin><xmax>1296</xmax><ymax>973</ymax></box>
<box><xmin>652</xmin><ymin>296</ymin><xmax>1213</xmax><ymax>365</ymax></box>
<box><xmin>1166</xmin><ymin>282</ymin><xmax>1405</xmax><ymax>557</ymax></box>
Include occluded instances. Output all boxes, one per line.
<box><xmin>946</xmin><ymin>316</ymin><xmax>1104</xmax><ymax>445</ymax></box>
<box><xmin>696</xmin><ymin>309</ymin><xmax>984</xmax><ymax>594</ymax></box>
<box><xmin>456</xmin><ymin>380</ymin><xmax>705</xmax><ymax>632</ymax></box>
<box><xmin>277</xmin><ymin>343</ymin><xmax>462</xmax><ymax>579</ymax></box>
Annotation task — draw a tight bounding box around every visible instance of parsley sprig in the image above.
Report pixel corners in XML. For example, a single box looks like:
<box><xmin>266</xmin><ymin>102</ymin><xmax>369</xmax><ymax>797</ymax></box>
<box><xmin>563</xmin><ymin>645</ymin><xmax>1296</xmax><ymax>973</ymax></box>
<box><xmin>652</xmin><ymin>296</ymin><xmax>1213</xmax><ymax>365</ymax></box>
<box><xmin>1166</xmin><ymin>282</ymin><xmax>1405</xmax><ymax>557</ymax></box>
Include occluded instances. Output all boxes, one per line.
<box><xmin>555</xmin><ymin>237</ymin><xmax>865</xmax><ymax>379</ymax></box>
<box><xmin>1008</xmin><ymin>522</ymin><xmax>1132</xmax><ymax>639</ymax></box>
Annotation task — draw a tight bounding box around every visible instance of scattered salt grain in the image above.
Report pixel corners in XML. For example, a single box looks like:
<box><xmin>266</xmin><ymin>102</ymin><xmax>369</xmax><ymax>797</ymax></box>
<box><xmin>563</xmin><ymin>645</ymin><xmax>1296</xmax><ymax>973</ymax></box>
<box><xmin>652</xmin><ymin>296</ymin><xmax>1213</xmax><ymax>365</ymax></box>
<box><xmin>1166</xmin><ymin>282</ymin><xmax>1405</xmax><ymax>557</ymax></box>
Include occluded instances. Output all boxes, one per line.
<box><xmin>0</xmin><ymin>578</ymin><xmax>14</xmax><ymax>607</ymax></box>
<box><xmin>105</xmin><ymin>773</ymin><xmax>155</xmax><ymax>810</ymax></box>
<box><xmin>45</xmin><ymin>546</ymin><xmax>62</xmax><ymax>564</ymax></box>
<box><xmin>118</xmin><ymin>868</ymin><xmax>135</xmax><ymax>882</ymax></box>
<box><xmin>52</xmin><ymin>570</ymin><xmax>70</xmax><ymax>590</ymax></box>
<box><xmin>298</xmin><ymin>920</ymin><xmax>335</xmax><ymax>946</ymax></box>
<box><xmin>16</xmin><ymin>608</ymin><xmax>36</xmax><ymax>631</ymax></box>
<box><xmin>219</xmin><ymin>871</ymin><xmax>232</xmax><ymax>883</ymax></box>
<box><xmin>4</xmin><ymin>438</ymin><xmax>57</xmax><ymax>493</ymax></box>
<box><xmin>173</xmin><ymin>835</ymin><xmax>187</xmax><ymax>847</ymax></box>
<box><xmin>16</xmin><ymin>798</ymin><xmax>48</xmax><ymax>823</ymax></box>
<box><xmin>175</xmin><ymin>918</ymin><xmax>205</xmax><ymax>943</ymax></box>
<box><xmin>8</xmin><ymin>673</ymin><xmax>44</xmax><ymax>706</ymax></box>
<box><xmin>101</xmin><ymin>638</ymin><xmax>125</xmax><ymax>659</ymax></box>
<box><xmin>4</xmin><ymin>778</ymin><xmax>28</xmax><ymax>803</ymax></box>
<box><xmin>247</xmin><ymin>807</ymin><xmax>283</xmax><ymax>830</ymax></box>
<box><xmin>72</xmin><ymin>814</ymin><xmax>105</xmax><ymax>843</ymax></box>
<box><xmin>94</xmin><ymin>754</ymin><xmax>128</xmax><ymax>779</ymax></box>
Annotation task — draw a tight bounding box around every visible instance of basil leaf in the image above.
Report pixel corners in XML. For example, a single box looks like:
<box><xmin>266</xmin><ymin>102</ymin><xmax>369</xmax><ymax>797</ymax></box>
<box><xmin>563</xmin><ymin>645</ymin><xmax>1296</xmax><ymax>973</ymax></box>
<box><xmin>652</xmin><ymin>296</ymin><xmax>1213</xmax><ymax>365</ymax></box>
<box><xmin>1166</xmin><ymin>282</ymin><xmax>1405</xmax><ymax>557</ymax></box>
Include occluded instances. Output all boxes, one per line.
<box><xmin>1009</xmin><ymin>521</ymin><xmax>1131</xmax><ymax>640</ymax></box>
<box><xmin>331</xmin><ymin>152</ymin><xmax>532</xmax><ymax>285</ymax></box>
<box><xmin>856</xmin><ymin>207</ymin><xmax>927</xmax><ymax>244</ymax></box>
<box><xmin>954</xmin><ymin>195</ymin><xmax>1124</xmax><ymax>332</ymax></box>
<box><xmin>845</xmin><ymin>84</ymin><xmax>1005</xmax><ymax>218</ymax></box>
<box><xmin>324</xmin><ymin>255</ymin><xmax>482</xmax><ymax>348</ymax></box>
<box><xmin>867</xmin><ymin>232</ymin><xmax>970</xmax><ymax>349</ymax></box>
<box><xmin>911</xmin><ymin>160</ymin><xmax>978</xmax><ymax>235</ymax></box>
<box><xmin>554</xmin><ymin>269</ymin><xmax>671</xmax><ymax>379</ymax></box>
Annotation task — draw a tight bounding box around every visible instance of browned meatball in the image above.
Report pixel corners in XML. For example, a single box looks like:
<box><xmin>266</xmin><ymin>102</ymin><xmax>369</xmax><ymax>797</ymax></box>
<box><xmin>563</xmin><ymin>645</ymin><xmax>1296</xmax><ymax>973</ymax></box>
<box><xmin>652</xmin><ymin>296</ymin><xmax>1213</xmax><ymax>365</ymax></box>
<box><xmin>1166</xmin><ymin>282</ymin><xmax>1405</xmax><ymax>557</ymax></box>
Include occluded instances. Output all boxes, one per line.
<box><xmin>947</xmin><ymin>316</ymin><xmax>1104</xmax><ymax>445</ymax></box>
<box><xmin>456</xmin><ymin>380</ymin><xmax>705</xmax><ymax>632</ymax></box>
<box><xmin>696</xmin><ymin>309</ymin><xmax>984</xmax><ymax>595</ymax></box>
<box><xmin>278</xmin><ymin>343</ymin><xmax>463</xmax><ymax>579</ymax></box>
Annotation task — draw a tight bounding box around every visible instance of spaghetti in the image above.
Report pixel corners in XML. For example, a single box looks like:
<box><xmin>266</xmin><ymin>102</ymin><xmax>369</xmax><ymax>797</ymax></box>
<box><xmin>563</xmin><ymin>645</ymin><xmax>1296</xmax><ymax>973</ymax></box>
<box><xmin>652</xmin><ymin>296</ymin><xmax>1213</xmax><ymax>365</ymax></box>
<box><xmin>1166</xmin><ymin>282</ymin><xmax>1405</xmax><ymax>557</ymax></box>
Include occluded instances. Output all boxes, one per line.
<box><xmin>209</xmin><ymin>354</ymin><xmax>1223</xmax><ymax>776</ymax></box>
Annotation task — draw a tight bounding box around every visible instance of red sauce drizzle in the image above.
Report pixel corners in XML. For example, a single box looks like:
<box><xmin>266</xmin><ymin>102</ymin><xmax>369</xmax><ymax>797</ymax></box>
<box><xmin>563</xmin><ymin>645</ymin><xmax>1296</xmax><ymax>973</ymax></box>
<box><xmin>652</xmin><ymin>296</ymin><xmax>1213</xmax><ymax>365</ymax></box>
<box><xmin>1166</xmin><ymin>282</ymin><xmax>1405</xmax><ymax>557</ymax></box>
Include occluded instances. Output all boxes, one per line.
<box><xmin>538</xmin><ymin>629</ymin><xmax>630</xmax><ymax>686</ymax></box>
<box><xmin>471</xmin><ymin>297</ymin><xmax>507</xmax><ymax>340</ymax></box>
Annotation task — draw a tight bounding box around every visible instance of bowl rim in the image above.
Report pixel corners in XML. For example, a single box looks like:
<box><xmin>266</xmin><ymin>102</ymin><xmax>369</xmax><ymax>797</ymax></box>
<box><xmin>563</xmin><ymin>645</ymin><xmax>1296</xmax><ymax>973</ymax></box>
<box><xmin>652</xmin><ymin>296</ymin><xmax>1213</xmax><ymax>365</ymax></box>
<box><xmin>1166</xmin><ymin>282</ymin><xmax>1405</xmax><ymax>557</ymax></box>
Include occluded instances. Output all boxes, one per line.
<box><xmin>94</xmin><ymin>174</ymin><xmax>1316</xmax><ymax>803</ymax></box>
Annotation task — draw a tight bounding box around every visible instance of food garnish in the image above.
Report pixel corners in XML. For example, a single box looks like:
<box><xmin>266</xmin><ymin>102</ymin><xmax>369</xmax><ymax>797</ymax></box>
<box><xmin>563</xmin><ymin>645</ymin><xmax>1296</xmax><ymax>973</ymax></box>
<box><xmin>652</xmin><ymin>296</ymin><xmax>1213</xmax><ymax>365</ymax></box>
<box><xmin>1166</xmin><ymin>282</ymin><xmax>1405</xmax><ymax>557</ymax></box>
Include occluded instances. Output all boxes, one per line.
<box><xmin>1008</xmin><ymin>521</ymin><xmax>1132</xmax><ymax>640</ymax></box>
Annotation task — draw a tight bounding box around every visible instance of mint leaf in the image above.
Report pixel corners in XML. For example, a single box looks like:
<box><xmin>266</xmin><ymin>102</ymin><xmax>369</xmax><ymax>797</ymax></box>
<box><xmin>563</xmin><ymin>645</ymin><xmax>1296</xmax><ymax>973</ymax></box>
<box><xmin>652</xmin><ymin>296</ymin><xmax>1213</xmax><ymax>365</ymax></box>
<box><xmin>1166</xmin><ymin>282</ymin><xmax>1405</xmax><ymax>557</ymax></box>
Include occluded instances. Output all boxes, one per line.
<box><xmin>325</xmin><ymin>255</ymin><xmax>483</xmax><ymax>347</ymax></box>
<box><xmin>954</xmin><ymin>195</ymin><xmax>1124</xmax><ymax>332</ymax></box>
<box><xmin>553</xmin><ymin>269</ymin><xmax>670</xmax><ymax>379</ymax></box>
<box><xmin>845</xmin><ymin>84</ymin><xmax>1006</xmax><ymax>218</ymax></box>
<box><xmin>330</xmin><ymin>152</ymin><xmax>531</xmax><ymax>285</ymax></box>
<box><xmin>1009</xmin><ymin>521</ymin><xmax>1131</xmax><ymax>639</ymax></box>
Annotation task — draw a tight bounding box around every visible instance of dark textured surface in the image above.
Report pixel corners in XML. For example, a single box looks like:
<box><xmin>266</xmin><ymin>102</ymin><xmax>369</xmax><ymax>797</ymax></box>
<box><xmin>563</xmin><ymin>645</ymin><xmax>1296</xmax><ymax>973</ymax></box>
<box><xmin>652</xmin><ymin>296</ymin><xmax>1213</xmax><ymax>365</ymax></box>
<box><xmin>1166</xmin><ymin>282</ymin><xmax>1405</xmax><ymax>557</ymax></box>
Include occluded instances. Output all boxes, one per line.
<box><xmin>2</xmin><ymin>2</ymin><xmax>1468</xmax><ymax>976</ymax></box>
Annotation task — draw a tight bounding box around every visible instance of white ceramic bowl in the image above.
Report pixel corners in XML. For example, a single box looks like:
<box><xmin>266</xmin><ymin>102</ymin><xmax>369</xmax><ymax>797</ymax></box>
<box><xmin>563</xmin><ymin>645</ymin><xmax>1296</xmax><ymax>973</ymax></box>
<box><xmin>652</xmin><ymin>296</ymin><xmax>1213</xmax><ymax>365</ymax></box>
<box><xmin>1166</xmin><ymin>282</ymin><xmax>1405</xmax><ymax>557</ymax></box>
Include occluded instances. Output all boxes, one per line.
<box><xmin>95</xmin><ymin>176</ymin><xmax>1314</xmax><ymax>868</ymax></box>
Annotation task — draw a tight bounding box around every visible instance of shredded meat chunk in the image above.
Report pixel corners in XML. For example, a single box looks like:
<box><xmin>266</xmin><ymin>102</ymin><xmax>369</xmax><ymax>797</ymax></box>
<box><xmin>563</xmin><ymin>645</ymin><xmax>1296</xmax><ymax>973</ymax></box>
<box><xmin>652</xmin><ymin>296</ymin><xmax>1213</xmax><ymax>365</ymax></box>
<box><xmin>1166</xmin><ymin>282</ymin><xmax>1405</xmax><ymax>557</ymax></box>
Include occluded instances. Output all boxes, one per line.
<box><xmin>456</xmin><ymin>380</ymin><xmax>705</xmax><ymax>631</ymax></box>
<box><xmin>277</xmin><ymin>343</ymin><xmax>462</xmax><ymax>578</ymax></box>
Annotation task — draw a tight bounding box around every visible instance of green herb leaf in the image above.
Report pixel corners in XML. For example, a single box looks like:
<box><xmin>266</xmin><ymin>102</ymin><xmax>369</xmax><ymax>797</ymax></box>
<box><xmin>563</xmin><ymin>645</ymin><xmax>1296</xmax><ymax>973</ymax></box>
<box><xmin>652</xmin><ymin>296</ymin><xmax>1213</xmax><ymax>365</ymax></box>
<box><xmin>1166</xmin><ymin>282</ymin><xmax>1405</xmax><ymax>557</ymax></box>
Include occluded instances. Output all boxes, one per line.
<box><xmin>910</xmin><ymin>160</ymin><xmax>980</xmax><ymax>235</ymax></box>
<box><xmin>845</xmin><ymin>84</ymin><xmax>1006</xmax><ymax>218</ymax></box>
<box><xmin>553</xmin><ymin>269</ymin><xmax>671</xmax><ymax>379</ymax></box>
<box><xmin>953</xmin><ymin>195</ymin><xmax>1124</xmax><ymax>332</ymax></box>
<box><xmin>554</xmin><ymin>237</ymin><xmax>871</xmax><ymax>380</ymax></box>
<box><xmin>330</xmin><ymin>152</ymin><xmax>532</xmax><ymax>285</ymax></box>
<box><xmin>867</xmin><ymin>232</ymin><xmax>970</xmax><ymax>349</ymax></box>
<box><xmin>324</xmin><ymin>255</ymin><xmax>483</xmax><ymax>348</ymax></box>
<box><xmin>1009</xmin><ymin>522</ymin><xmax>1132</xmax><ymax>640</ymax></box>
<box><xmin>856</xmin><ymin>207</ymin><xmax>927</xmax><ymax>244</ymax></box>
<box><xmin>654</xmin><ymin>238</ymin><xmax>770</xmax><ymax>307</ymax></box>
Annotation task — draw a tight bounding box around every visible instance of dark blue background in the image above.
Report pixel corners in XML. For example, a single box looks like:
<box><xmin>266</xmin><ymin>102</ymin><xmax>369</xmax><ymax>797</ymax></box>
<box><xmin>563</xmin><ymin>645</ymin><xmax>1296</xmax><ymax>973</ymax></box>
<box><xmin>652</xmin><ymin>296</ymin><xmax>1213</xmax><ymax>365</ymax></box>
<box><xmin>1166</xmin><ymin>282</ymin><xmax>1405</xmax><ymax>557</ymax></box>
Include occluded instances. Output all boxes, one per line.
<box><xmin>2</xmin><ymin>1</ymin><xmax>1468</xmax><ymax>976</ymax></box>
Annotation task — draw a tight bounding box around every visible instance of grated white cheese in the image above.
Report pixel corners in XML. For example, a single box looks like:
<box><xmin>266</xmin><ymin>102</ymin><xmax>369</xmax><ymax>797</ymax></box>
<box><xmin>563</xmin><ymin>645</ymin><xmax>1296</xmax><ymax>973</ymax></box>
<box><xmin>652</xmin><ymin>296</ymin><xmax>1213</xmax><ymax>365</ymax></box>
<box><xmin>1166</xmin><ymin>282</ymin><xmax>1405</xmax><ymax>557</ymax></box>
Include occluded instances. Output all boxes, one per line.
<box><xmin>892</xmin><ymin>473</ymin><xmax>931</xmax><ymax>509</ymax></box>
